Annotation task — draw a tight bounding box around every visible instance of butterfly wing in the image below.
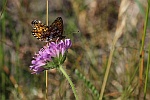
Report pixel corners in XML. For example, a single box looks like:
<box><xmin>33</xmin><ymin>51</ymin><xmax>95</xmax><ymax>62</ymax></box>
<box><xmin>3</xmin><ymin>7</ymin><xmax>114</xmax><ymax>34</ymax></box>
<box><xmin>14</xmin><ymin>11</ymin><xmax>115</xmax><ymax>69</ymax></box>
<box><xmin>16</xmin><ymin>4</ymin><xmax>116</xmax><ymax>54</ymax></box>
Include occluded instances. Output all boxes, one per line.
<box><xmin>31</xmin><ymin>20</ymin><xmax>49</xmax><ymax>42</ymax></box>
<box><xmin>48</xmin><ymin>17</ymin><xmax>65</xmax><ymax>41</ymax></box>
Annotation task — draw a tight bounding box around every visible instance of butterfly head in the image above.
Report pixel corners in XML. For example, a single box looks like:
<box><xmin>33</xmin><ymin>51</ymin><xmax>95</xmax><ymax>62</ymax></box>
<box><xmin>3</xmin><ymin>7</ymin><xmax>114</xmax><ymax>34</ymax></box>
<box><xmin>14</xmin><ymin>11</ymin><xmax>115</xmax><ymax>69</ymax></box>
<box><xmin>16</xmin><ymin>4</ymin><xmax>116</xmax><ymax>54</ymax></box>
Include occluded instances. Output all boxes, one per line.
<box><xmin>31</xmin><ymin>20</ymin><xmax>41</xmax><ymax>25</ymax></box>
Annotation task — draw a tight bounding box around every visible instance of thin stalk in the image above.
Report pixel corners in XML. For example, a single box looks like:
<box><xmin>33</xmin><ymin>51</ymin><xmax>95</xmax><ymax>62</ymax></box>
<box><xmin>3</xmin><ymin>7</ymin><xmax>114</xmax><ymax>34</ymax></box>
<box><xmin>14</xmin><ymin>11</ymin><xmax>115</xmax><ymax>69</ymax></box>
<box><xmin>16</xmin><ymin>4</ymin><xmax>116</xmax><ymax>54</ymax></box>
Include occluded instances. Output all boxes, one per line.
<box><xmin>45</xmin><ymin>0</ymin><xmax>49</xmax><ymax>100</ymax></box>
<box><xmin>139</xmin><ymin>0</ymin><xmax>150</xmax><ymax>85</ymax></box>
<box><xmin>45</xmin><ymin>70</ymin><xmax>48</xmax><ymax>100</ymax></box>
<box><xmin>99</xmin><ymin>45</ymin><xmax>115</xmax><ymax>100</ymax></box>
<box><xmin>59</xmin><ymin>65</ymin><xmax>78</xmax><ymax>100</ymax></box>
<box><xmin>139</xmin><ymin>0</ymin><xmax>150</xmax><ymax>54</ymax></box>
<box><xmin>99</xmin><ymin>7</ymin><xmax>126</xmax><ymax>99</ymax></box>
<box><xmin>0</xmin><ymin>0</ymin><xmax>7</xmax><ymax>19</ymax></box>
<box><xmin>1</xmin><ymin>0</ymin><xmax>6</xmax><ymax>99</ymax></box>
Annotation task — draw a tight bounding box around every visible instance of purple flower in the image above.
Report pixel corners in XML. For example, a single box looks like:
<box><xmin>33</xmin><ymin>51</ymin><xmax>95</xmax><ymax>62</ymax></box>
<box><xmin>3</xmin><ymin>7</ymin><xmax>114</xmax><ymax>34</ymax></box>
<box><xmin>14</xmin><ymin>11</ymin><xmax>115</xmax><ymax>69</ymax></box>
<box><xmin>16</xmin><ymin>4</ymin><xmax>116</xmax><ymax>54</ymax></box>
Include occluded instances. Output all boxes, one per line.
<box><xmin>30</xmin><ymin>39</ymin><xmax>72</xmax><ymax>74</ymax></box>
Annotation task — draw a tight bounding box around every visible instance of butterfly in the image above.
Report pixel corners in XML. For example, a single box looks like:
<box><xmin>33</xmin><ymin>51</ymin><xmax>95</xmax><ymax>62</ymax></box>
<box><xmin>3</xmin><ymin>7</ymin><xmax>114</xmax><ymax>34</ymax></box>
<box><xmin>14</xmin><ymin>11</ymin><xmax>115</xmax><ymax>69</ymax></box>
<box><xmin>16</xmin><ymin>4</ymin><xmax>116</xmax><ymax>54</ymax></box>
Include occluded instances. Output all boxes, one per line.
<box><xmin>31</xmin><ymin>17</ymin><xmax>65</xmax><ymax>42</ymax></box>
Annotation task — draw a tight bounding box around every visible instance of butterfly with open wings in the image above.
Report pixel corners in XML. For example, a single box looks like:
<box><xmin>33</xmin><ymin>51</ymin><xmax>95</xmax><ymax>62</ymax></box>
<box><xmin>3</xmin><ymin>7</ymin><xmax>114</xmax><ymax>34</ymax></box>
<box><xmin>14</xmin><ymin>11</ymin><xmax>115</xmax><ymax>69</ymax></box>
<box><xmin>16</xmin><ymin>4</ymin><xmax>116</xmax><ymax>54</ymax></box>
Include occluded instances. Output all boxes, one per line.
<box><xmin>31</xmin><ymin>17</ymin><xmax>65</xmax><ymax>42</ymax></box>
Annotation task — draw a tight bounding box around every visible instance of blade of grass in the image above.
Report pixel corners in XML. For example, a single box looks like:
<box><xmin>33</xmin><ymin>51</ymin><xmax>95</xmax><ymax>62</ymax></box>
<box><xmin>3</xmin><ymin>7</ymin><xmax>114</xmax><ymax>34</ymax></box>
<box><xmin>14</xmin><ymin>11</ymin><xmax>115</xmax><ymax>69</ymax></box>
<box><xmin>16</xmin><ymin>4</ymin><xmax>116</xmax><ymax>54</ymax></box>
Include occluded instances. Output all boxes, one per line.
<box><xmin>139</xmin><ymin>0</ymin><xmax>150</xmax><ymax>86</ymax></box>
<box><xmin>0</xmin><ymin>0</ymin><xmax>7</xmax><ymax>19</ymax></box>
<box><xmin>99</xmin><ymin>9</ymin><xmax>126</xmax><ymax>100</ymax></box>
<box><xmin>1</xmin><ymin>0</ymin><xmax>6</xmax><ymax>99</ymax></box>
<box><xmin>99</xmin><ymin>1</ymin><xmax>129</xmax><ymax>99</ymax></box>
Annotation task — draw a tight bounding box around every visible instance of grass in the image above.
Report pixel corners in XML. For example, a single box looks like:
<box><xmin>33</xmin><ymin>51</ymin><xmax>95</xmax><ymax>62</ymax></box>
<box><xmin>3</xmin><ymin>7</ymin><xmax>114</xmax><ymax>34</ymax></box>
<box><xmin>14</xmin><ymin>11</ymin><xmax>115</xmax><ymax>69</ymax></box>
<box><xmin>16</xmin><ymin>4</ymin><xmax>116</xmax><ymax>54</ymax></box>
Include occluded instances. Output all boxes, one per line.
<box><xmin>0</xmin><ymin>0</ymin><xmax>150</xmax><ymax>99</ymax></box>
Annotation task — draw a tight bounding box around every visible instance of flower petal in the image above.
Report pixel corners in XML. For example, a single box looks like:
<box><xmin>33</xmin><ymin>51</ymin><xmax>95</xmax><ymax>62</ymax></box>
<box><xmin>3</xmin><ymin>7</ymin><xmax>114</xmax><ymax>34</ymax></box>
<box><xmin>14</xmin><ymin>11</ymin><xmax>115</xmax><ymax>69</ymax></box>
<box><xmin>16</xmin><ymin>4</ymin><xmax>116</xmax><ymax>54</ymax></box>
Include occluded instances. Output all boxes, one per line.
<box><xmin>30</xmin><ymin>39</ymin><xmax>72</xmax><ymax>74</ymax></box>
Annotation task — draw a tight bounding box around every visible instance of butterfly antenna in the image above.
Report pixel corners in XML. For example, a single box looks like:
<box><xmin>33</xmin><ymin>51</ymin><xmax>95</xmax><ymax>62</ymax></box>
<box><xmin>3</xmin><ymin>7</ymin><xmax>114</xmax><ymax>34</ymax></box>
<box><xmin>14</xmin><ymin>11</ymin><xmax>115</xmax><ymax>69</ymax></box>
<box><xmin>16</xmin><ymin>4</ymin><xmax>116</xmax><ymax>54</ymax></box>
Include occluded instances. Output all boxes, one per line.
<box><xmin>71</xmin><ymin>30</ymin><xmax>80</xmax><ymax>34</ymax></box>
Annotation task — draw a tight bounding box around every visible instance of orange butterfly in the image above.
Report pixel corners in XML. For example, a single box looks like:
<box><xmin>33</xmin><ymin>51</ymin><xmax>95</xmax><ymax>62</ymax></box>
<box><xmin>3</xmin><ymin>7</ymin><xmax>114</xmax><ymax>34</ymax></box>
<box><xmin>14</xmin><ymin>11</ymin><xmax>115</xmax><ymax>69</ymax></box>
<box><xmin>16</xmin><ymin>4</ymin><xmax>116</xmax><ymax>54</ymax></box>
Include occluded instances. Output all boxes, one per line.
<box><xmin>31</xmin><ymin>17</ymin><xmax>65</xmax><ymax>42</ymax></box>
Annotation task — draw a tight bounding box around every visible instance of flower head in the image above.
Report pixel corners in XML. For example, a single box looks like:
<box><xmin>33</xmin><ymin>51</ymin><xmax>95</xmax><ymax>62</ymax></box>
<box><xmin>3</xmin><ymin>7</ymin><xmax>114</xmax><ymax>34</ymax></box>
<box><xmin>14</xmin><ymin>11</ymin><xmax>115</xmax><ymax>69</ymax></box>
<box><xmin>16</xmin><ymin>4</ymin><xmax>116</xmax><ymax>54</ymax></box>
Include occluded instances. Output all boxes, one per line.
<box><xmin>30</xmin><ymin>39</ymin><xmax>72</xmax><ymax>74</ymax></box>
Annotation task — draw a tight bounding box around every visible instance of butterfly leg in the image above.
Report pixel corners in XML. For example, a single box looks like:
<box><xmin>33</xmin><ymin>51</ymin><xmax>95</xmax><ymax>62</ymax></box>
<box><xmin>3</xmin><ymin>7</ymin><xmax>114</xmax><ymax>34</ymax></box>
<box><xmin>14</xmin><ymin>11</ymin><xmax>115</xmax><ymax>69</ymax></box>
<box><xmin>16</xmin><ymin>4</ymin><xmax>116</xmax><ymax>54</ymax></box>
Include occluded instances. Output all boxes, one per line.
<box><xmin>55</xmin><ymin>37</ymin><xmax>60</xmax><ymax>44</ymax></box>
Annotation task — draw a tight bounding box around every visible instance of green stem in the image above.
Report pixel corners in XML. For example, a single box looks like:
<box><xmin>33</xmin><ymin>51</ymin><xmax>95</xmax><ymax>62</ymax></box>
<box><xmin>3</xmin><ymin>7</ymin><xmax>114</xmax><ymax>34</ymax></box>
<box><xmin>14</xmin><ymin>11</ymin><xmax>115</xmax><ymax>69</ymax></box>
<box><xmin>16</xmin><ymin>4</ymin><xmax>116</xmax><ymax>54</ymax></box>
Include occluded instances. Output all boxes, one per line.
<box><xmin>140</xmin><ymin>0</ymin><xmax>150</xmax><ymax>54</ymax></box>
<box><xmin>59</xmin><ymin>65</ymin><xmax>78</xmax><ymax>100</ymax></box>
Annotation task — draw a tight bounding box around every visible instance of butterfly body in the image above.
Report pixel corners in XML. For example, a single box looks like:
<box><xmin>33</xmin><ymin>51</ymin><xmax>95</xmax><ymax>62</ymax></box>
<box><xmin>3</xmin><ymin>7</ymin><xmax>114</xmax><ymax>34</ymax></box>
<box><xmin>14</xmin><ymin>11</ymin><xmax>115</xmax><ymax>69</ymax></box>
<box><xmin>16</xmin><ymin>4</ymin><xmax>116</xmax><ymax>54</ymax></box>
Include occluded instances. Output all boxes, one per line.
<box><xmin>31</xmin><ymin>17</ymin><xmax>65</xmax><ymax>42</ymax></box>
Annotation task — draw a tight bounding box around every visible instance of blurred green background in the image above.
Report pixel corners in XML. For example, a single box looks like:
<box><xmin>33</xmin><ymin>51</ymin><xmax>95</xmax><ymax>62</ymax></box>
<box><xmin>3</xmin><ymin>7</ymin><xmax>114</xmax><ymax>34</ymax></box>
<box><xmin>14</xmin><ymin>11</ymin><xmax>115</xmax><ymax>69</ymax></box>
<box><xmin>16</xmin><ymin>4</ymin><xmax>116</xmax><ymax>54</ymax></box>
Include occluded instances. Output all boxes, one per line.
<box><xmin>0</xmin><ymin>0</ymin><xmax>150</xmax><ymax>99</ymax></box>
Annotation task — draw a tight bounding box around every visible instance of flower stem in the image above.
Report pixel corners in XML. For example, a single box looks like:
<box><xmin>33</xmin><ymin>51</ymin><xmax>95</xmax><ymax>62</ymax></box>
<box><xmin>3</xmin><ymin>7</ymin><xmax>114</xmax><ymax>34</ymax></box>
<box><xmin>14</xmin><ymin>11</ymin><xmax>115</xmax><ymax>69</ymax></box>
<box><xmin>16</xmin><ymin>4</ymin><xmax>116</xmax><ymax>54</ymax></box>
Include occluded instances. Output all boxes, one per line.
<box><xmin>59</xmin><ymin>65</ymin><xmax>78</xmax><ymax>100</ymax></box>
